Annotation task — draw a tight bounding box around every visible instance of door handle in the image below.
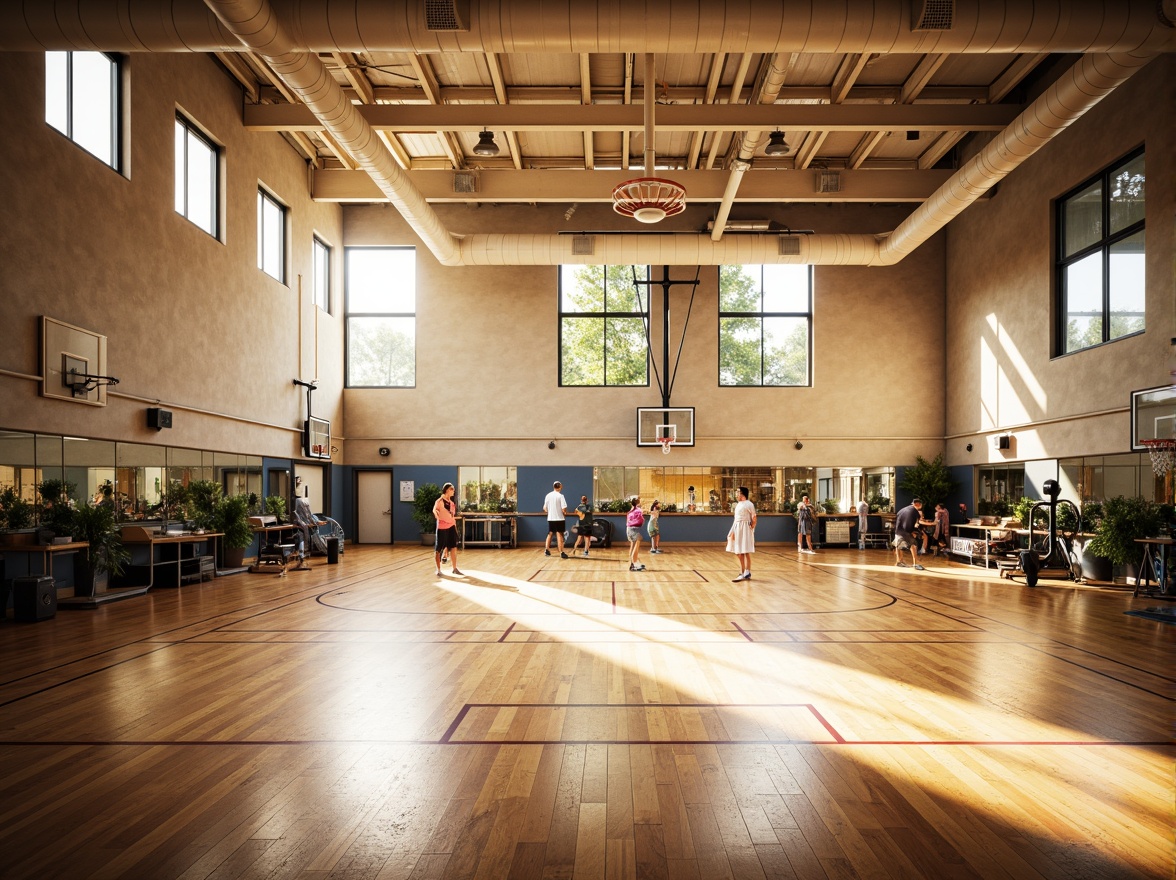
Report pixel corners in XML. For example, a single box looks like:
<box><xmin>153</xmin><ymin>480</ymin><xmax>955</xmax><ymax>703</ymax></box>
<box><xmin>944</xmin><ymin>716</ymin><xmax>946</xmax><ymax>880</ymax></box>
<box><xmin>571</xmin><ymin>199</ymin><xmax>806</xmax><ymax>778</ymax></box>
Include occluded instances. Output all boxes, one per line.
<box><xmin>382</xmin><ymin>509</ymin><xmax>392</xmax><ymax>515</ymax></box>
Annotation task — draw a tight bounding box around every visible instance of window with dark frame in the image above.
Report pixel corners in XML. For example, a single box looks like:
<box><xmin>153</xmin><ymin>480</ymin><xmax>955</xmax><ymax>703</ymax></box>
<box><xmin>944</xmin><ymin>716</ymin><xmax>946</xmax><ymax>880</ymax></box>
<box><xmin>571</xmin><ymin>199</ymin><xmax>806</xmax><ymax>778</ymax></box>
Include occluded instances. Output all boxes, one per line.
<box><xmin>257</xmin><ymin>188</ymin><xmax>287</xmax><ymax>283</ymax></box>
<box><xmin>45</xmin><ymin>51</ymin><xmax>121</xmax><ymax>171</ymax></box>
<box><xmin>559</xmin><ymin>265</ymin><xmax>650</xmax><ymax>386</ymax></box>
<box><xmin>719</xmin><ymin>264</ymin><xmax>812</xmax><ymax>386</ymax></box>
<box><xmin>345</xmin><ymin>247</ymin><xmax>416</xmax><ymax>388</ymax></box>
<box><xmin>174</xmin><ymin>113</ymin><xmax>219</xmax><ymax>237</ymax></box>
<box><xmin>312</xmin><ymin>236</ymin><xmax>331</xmax><ymax>313</ymax></box>
<box><xmin>1056</xmin><ymin>149</ymin><xmax>1145</xmax><ymax>355</ymax></box>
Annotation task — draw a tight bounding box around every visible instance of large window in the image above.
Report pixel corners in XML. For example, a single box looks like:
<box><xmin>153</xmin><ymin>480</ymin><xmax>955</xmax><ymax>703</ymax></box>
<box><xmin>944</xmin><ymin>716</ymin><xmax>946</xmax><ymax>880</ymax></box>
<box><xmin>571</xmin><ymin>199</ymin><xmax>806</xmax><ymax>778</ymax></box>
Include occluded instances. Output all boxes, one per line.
<box><xmin>458</xmin><ymin>467</ymin><xmax>517</xmax><ymax>512</ymax></box>
<box><xmin>719</xmin><ymin>264</ymin><xmax>812</xmax><ymax>385</ymax></box>
<box><xmin>45</xmin><ymin>51</ymin><xmax>120</xmax><ymax>170</ymax></box>
<box><xmin>346</xmin><ymin>247</ymin><xmax>415</xmax><ymax>387</ymax></box>
<box><xmin>257</xmin><ymin>188</ymin><xmax>287</xmax><ymax>282</ymax></box>
<box><xmin>174</xmin><ymin>113</ymin><xmax>220</xmax><ymax>237</ymax></box>
<box><xmin>1057</xmin><ymin>150</ymin><xmax>1145</xmax><ymax>355</ymax></box>
<box><xmin>312</xmin><ymin>236</ymin><xmax>332</xmax><ymax>312</ymax></box>
<box><xmin>559</xmin><ymin>265</ymin><xmax>649</xmax><ymax>386</ymax></box>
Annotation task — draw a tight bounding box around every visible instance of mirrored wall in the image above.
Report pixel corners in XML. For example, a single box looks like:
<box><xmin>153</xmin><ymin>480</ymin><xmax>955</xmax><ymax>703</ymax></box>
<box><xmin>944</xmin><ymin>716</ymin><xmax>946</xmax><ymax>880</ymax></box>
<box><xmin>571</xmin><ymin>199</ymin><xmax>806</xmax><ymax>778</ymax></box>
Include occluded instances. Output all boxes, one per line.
<box><xmin>0</xmin><ymin>430</ymin><xmax>261</xmax><ymax>524</ymax></box>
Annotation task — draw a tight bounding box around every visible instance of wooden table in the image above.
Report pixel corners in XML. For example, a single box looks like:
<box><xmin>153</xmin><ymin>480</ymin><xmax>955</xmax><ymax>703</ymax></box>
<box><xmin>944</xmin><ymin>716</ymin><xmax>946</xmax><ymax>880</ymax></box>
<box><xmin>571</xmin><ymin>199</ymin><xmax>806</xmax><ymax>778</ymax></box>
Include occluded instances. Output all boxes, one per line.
<box><xmin>119</xmin><ymin>527</ymin><xmax>221</xmax><ymax>588</ymax></box>
<box><xmin>0</xmin><ymin>540</ymin><xmax>88</xmax><ymax>583</ymax></box>
<box><xmin>950</xmin><ymin>523</ymin><xmax>1020</xmax><ymax>568</ymax></box>
<box><xmin>1133</xmin><ymin>537</ymin><xmax>1174</xmax><ymax>598</ymax></box>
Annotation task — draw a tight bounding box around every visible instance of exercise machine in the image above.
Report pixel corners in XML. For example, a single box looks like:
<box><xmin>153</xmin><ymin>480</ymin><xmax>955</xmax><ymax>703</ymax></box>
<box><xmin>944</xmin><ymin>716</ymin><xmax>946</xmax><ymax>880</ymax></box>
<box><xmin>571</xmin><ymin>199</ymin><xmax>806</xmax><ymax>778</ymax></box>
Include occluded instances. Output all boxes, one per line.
<box><xmin>999</xmin><ymin>479</ymin><xmax>1082</xmax><ymax>587</ymax></box>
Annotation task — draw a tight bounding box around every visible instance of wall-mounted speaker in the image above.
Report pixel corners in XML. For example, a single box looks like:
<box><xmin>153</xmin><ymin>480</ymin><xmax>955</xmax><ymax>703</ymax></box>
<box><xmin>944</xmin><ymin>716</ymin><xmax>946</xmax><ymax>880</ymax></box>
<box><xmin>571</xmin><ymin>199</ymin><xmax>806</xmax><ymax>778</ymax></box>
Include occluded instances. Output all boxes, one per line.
<box><xmin>147</xmin><ymin>407</ymin><xmax>173</xmax><ymax>430</ymax></box>
<box><xmin>990</xmin><ymin>434</ymin><xmax>1011</xmax><ymax>450</ymax></box>
<box><xmin>378</xmin><ymin>447</ymin><xmax>391</xmax><ymax>457</ymax></box>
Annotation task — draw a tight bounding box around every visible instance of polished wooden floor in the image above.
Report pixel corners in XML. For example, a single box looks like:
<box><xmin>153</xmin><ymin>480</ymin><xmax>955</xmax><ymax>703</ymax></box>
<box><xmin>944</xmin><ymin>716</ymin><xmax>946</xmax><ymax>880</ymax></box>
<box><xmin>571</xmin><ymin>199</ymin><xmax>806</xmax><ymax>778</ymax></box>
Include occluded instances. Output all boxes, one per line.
<box><xmin>0</xmin><ymin>544</ymin><xmax>1171</xmax><ymax>879</ymax></box>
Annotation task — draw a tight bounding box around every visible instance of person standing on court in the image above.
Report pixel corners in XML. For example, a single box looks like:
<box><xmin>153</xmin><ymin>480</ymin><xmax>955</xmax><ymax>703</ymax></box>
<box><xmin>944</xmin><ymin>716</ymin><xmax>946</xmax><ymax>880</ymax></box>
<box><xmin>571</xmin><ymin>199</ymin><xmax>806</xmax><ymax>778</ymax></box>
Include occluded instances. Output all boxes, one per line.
<box><xmin>542</xmin><ymin>481</ymin><xmax>570</xmax><ymax>558</ymax></box>
<box><xmin>648</xmin><ymin>499</ymin><xmax>663</xmax><ymax>553</ymax></box>
<box><xmin>796</xmin><ymin>494</ymin><xmax>817</xmax><ymax>555</ymax></box>
<box><xmin>572</xmin><ymin>494</ymin><xmax>594</xmax><ymax>557</ymax></box>
<box><xmin>727</xmin><ymin>486</ymin><xmax>757</xmax><ymax>581</ymax></box>
<box><xmin>856</xmin><ymin>497</ymin><xmax>870</xmax><ymax>549</ymax></box>
<box><xmin>626</xmin><ymin>496</ymin><xmax>646</xmax><ymax>571</ymax></box>
<box><xmin>893</xmin><ymin>497</ymin><xmax>925</xmax><ymax>570</ymax></box>
<box><xmin>432</xmin><ymin>482</ymin><xmax>462</xmax><ymax>576</ymax></box>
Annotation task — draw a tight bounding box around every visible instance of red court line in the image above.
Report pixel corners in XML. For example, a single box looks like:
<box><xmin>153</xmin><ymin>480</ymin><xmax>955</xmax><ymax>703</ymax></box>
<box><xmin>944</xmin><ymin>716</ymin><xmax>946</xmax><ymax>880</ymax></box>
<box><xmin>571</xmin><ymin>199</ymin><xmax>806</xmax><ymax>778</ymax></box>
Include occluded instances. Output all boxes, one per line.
<box><xmin>497</xmin><ymin>623</ymin><xmax>516</xmax><ymax>642</ymax></box>
<box><xmin>731</xmin><ymin>622</ymin><xmax>753</xmax><ymax>641</ymax></box>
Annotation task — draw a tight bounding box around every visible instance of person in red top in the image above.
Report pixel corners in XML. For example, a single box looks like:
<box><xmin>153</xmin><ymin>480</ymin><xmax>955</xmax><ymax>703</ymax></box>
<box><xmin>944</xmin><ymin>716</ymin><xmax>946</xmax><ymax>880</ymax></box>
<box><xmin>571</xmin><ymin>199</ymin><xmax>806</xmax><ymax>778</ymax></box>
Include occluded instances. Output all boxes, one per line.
<box><xmin>433</xmin><ymin>482</ymin><xmax>462</xmax><ymax>576</ymax></box>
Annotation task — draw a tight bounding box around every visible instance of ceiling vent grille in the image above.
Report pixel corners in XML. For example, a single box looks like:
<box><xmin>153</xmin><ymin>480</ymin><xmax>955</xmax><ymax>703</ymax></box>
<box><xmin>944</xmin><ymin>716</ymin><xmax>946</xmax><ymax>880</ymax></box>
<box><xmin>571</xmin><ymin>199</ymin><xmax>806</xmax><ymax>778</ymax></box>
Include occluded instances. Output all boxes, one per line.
<box><xmin>425</xmin><ymin>0</ymin><xmax>469</xmax><ymax>31</ymax></box>
<box><xmin>453</xmin><ymin>171</ymin><xmax>478</xmax><ymax>193</ymax></box>
<box><xmin>817</xmin><ymin>170</ymin><xmax>842</xmax><ymax>194</ymax></box>
<box><xmin>778</xmin><ymin>236</ymin><xmax>801</xmax><ymax>256</ymax></box>
<box><xmin>572</xmin><ymin>235</ymin><xmax>596</xmax><ymax>256</ymax></box>
<box><xmin>912</xmin><ymin>0</ymin><xmax>954</xmax><ymax>31</ymax></box>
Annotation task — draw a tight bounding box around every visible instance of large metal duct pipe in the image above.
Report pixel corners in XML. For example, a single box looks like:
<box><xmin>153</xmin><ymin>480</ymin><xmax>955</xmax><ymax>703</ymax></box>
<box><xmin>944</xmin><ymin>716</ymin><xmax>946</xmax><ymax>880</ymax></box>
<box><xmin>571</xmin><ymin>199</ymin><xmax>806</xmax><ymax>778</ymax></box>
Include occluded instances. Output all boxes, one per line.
<box><xmin>711</xmin><ymin>51</ymin><xmax>792</xmax><ymax>241</ymax></box>
<box><xmin>4</xmin><ymin>0</ymin><xmax>1173</xmax><ymax>53</ymax></box>
<box><xmin>200</xmin><ymin>0</ymin><xmax>461</xmax><ymax>265</ymax></box>
<box><xmin>874</xmin><ymin>49</ymin><xmax>1157</xmax><ymax>265</ymax></box>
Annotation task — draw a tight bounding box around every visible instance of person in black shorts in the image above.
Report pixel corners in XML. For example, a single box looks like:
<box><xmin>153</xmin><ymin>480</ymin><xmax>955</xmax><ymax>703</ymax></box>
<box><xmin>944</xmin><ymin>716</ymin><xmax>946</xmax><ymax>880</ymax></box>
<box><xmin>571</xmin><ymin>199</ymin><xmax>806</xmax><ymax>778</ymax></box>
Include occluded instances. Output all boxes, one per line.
<box><xmin>572</xmin><ymin>495</ymin><xmax>594</xmax><ymax>557</ymax></box>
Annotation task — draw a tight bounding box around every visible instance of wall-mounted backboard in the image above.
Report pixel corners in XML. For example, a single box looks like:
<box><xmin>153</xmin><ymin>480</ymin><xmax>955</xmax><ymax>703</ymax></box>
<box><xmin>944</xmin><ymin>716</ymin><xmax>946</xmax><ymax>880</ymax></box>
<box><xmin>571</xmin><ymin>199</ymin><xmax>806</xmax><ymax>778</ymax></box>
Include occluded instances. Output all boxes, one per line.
<box><xmin>636</xmin><ymin>406</ymin><xmax>695</xmax><ymax>447</ymax></box>
<box><xmin>41</xmin><ymin>316</ymin><xmax>109</xmax><ymax>406</ymax></box>
<box><xmin>1131</xmin><ymin>385</ymin><xmax>1176</xmax><ymax>450</ymax></box>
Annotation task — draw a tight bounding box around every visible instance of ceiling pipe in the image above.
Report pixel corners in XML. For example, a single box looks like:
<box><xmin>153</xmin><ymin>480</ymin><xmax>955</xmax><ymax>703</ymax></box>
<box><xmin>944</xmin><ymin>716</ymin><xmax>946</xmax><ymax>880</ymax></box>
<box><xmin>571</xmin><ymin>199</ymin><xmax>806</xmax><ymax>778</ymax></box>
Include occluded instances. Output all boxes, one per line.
<box><xmin>198</xmin><ymin>0</ymin><xmax>462</xmax><ymax>264</ymax></box>
<box><xmin>711</xmin><ymin>51</ymin><xmax>793</xmax><ymax>241</ymax></box>
<box><xmin>5</xmin><ymin>0</ymin><xmax>1173</xmax><ymax>53</ymax></box>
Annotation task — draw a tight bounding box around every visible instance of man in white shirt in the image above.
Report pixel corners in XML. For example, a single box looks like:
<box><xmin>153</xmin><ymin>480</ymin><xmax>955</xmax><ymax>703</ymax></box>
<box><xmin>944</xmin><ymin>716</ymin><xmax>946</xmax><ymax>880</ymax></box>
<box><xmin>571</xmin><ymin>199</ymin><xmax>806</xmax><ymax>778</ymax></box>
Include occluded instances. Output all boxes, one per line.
<box><xmin>542</xmin><ymin>481</ymin><xmax>570</xmax><ymax>558</ymax></box>
<box><xmin>856</xmin><ymin>499</ymin><xmax>870</xmax><ymax>549</ymax></box>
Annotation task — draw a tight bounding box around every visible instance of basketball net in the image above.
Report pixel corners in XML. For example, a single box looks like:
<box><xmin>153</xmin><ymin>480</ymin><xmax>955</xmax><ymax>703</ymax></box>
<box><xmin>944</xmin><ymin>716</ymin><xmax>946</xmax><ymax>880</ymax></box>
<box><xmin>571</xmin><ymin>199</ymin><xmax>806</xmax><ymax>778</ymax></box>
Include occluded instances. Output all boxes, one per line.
<box><xmin>658</xmin><ymin>437</ymin><xmax>672</xmax><ymax>455</ymax></box>
<box><xmin>1141</xmin><ymin>438</ymin><xmax>1175</xmax><ymax>476</ymax></box>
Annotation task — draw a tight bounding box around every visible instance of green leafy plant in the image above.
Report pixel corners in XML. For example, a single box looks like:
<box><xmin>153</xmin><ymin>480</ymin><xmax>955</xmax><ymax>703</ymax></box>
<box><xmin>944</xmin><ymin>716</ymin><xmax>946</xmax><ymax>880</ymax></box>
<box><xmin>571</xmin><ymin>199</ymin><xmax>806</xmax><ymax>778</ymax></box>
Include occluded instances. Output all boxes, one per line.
<box><xmin>264</xmin><ymin>495</ymin><xmax>287</xmax><ymax>521</ymax></box>
<box><xmin>216</xmin><ymin>494</ymin><xmax>256</xmax><ymax>550</ymax></box>
<box><xmin>0</xmin><ymin>486</ymin><xmax>34</xmax><ymax>531</ymax></box>
<box><xmin>187</xmin><ymin>480</ymin><xmax>223</xmax><ymax>530</ymax></box>
<box><xmin>37</xmin><ymin>478</ymin><xmax>77</xmax><ymax>536</ymax></box>
<box><xmin>412</xmin><ymin>483</ymin><xmax>442</xmax><ymax>534</ymax></box>
<box><xmin>72</xmin><ymin>501</ymin><xmax>131</xmax><ymax>577</ymax></box>
<box><xmin>1012</xmin><ymin>496</ymin><xmax>1049</xmax><ymax>529</ymax></box>
<box><xmin>820</xmin><ymin>498</ymin><xmax>839</xmax><ymax>514</ymax></box>
<box><xmin>866</xmin><ymin>491</ymin><xmax>891</xmax><ymax>513</ymax></box>
<box><xmin>898</xmin><ymin>454</ymin><xmax>955</xmax><ymax>510</ymax></box>
<box><xmin>164</xmin><ymin>481</ymin><xmax>191</xmax><ymax>522</ymax></box>
<box><xmin>1087</xmin><ymin>495</ymin><xmax>1163</xmax><ymax>567</ymax></box>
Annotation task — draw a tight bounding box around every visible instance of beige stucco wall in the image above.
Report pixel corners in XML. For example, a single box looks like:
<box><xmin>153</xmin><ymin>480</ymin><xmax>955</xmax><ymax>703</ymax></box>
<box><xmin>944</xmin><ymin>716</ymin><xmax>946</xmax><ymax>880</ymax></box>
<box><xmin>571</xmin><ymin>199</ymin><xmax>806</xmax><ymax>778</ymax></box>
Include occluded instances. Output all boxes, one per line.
<box><xmin>343</xmin><ymin>201</ymin><xmax>946</xmax><ymax>468</ymax></box>
<box><xmin>944</xmin><ymin>54</ymin><xmax>1175</xmax><ymax>467</ymax></box>
<box><xmin>0</xmin><ymin>51</ymin><xmax>344</xmax><ymax>460</ymax></box>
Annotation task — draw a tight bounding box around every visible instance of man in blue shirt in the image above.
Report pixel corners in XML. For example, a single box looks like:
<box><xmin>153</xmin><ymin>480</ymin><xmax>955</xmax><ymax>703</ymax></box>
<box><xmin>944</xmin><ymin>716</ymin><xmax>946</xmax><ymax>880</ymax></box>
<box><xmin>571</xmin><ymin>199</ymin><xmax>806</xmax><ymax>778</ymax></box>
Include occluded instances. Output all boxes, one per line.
<box><xmin>893</xmin><ymin>498</ymin><xmax>925</xmax><ymax>570</ymax></box>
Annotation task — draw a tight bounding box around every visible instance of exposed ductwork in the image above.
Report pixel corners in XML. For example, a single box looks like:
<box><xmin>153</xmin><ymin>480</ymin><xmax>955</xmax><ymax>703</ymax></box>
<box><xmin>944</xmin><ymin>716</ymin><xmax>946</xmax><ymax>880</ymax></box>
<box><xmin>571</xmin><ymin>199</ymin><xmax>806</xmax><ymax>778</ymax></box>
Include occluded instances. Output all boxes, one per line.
<box><xmin>32</xmin><ymin>0</ymin><xmax>1169</xmax><ymax>267</ymax></box>
<box><xmin>4</xmin><ymin>0</ymin><xmax>1173</xmax><ymax>53</ymax></box>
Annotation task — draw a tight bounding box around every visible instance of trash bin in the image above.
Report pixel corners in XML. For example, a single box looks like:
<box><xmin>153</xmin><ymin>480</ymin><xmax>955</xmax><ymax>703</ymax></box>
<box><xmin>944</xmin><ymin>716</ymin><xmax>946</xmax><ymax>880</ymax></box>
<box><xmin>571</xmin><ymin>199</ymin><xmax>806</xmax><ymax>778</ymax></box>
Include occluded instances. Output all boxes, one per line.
<box><xmin>326</xmin><ymin>537</ymin><xmax>340</xmax><ymax>565</ymax></box>
<box><xmin>13</xmin><ymin>575</ymin><xmax>57</xmax><ymax>622</ymax></box>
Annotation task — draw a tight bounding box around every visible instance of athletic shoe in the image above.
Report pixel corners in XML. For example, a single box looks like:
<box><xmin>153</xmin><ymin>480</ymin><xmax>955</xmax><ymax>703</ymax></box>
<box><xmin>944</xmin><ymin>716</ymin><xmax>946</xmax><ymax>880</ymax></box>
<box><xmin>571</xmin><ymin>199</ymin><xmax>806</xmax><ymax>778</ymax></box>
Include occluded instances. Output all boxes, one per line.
<box><xmin>582</xmin><ymin>551</ymin><xmax>589</xmax><ymax>558</ymax></box>
<box><xmin>732</xmin><ymin>572</ymin><xmax>751</xmax><ymax>582</ymax></box>
<box><xmin>544</xmin><ymin>549</ymin><xmax>550</xmax><ymax>556</ymax></box>
<box><xmin>913</xmin><ymin>564</ymin><xmax>925</xmax><ymax>571</ymax></box>
<box><xmin>436</xmin><ymin>570</ymin><xmax>442</xmax><ymax>576</ymax></box>
<box><xmin>896</xmin><ymin>561</ymin><xmax>909</xmax><ymax>568</ymax></box>
<box><xmin>560</xmin><ymin>552</ymin><xmax>568</xmax><ymax>559</ymax></box>
<box><xmin>452</xmin><ymin>569</ymin><xmax>464</xmax><ymax>576</ymax></box>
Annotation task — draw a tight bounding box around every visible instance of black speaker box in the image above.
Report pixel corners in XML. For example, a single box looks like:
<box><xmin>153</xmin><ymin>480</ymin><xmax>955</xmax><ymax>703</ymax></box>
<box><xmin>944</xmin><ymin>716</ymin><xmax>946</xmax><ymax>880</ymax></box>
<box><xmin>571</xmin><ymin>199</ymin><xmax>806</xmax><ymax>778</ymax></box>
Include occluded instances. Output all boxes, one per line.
<box><xmin>147</xmin><ymin>407</ymin><xmax>173</xmax><ymax>430</ymax></box>
<box><xmin>13</xmin><ymin>576</ymin><xmax>57</xmax><ymax>622</ymax></box>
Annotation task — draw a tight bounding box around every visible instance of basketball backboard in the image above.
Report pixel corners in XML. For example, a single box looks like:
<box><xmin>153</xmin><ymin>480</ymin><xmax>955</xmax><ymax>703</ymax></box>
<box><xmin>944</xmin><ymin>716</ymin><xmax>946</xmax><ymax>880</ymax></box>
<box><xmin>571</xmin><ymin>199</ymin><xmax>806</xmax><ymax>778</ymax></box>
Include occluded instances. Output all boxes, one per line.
<box><xmin>1131</xmin><ymin>385</ymin><xmax>1176</xmax><ymax>450</ymax></box>
<box><xmin>637</xmin><ymin>407</ymin><xmax>695</xmax><ymax>447</ymax></box>
<box><xmin>41</xmin><ymin>316</ymin><xmax>110</xmax><ymax>406</ymax></box>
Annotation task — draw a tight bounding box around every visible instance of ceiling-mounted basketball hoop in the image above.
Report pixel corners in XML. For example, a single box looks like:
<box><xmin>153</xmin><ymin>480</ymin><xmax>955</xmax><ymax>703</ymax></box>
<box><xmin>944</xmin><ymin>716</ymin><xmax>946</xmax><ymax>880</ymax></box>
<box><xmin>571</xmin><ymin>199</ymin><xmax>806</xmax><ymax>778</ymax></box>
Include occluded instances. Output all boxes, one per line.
<box><xmin>612</xmin><ymin>54</ymin><xmax>686</xmax><ymax>224</ymax></box>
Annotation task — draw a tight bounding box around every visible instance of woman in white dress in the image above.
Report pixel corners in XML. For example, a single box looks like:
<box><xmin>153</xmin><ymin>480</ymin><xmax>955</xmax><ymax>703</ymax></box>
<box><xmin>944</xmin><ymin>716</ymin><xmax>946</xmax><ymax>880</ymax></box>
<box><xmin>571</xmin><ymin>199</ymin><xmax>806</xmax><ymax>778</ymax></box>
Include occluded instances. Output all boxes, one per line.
<box><xmin>726</xmin><ymin>486</ymin><xmax>757</xmax><ymax>582</ymax></box>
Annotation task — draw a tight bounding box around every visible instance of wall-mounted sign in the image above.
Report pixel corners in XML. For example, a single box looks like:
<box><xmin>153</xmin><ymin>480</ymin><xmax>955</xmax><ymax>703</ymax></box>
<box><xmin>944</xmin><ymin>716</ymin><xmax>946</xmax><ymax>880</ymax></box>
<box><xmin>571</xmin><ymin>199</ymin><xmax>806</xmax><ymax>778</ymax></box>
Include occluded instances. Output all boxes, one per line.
<box><xmin>399</xmin><ymin>480</ymin><xmax>414</xmax><ymax>502</ymax></box>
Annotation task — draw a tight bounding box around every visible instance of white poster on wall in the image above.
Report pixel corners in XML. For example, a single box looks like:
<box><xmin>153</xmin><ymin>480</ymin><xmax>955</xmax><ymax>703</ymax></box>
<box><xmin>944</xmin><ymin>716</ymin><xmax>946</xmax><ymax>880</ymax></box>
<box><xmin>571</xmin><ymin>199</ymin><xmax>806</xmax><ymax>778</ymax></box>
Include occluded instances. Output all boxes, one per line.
<box><xmin>399</xmin><ymin>480</ymin><xmax>414</xmax><ymax>502</ymax></box>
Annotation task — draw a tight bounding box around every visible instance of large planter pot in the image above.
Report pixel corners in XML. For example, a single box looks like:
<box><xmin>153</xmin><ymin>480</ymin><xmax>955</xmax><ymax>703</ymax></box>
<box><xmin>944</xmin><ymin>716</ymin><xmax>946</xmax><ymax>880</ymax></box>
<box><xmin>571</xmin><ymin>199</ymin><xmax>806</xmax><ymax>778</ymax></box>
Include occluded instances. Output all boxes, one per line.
<box><xmin>1078</xmin><ymin>541</ymin><xmax>1113</xmax><ymax>582</ymax></box>
<box><xmin>420</xmin><ymin>532</ymin><xmax>436</xmax><ymax>547</ymax></box>
<box><xmin>222</xmin><ymin>546</ymin><xmax>247</xmax><ymax>569</ymax></box>
<box><xmin>72</xmin><ymin>556</ymin><xmax>108</xmax><ymax>598</ymax></box>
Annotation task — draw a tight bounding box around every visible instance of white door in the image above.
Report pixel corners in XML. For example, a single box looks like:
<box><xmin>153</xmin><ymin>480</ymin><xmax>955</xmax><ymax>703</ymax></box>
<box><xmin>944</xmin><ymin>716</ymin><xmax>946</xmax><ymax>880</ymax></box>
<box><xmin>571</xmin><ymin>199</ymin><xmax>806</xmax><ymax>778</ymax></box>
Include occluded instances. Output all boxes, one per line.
<box><xmin>357</xmin><ymin>470</ymin><xmax>393</xmax><ymax>544</ymax></box>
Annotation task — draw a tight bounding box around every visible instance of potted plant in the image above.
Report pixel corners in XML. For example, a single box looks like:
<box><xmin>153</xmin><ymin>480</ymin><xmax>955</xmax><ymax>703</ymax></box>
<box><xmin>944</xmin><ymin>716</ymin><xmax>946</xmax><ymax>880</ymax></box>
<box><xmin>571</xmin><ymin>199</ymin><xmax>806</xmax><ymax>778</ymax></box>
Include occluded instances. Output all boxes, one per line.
<box><xmin>0</xmin><ymin>486</ymin><xmax>35</xmax><ymax>533</ymax></box>
<box><xmin>412</xmin><ymin>482</ymin><xmax>441</xmax><ymax>546</ymax></box>
<box><xmin>264</xmin><ymin>495</ymin><xmax>287</xmax><ymax>521</ymax></box>
<box><xmin>187</xmin><ymin>480</ymin><xmax>222</xmax><ymax>532</ymax></box>
<box><xmin>1087</xmin><ymin>495</ymin><xmax>1163</xmax><ymax>583</ymax></box>
<box><xmin>215</xmin><ymin>493</ymin><xmax>255</xmax><ymax>568</ymax></box>
<box><xmin>71</xmin><ymin>501</ymin><xmax>131</xmax><ymax>596</ymax></box>
<box><xmin>37</xmin><ymin>478</ymin><xmax>77</xmax><ymax>543</ymax></box>
<box><xmin>898</xmin><ymin>454</ymin><xmax>955</xmax><ymax>510</ymax></box>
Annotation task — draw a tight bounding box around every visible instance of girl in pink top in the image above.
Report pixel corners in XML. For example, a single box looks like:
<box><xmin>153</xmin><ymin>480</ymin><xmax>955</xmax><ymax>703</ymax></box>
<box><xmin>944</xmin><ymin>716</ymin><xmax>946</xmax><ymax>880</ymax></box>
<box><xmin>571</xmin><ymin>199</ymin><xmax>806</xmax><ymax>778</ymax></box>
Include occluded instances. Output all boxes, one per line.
<box><xmin>432</xmin><ymin>483</ymin><xmax>462</xmax><ymax>576</ymax></box>
<box><xmin>626</xmin><ymin>496</ymin><xmax>646</xmax><ymax>571</ymax></box>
